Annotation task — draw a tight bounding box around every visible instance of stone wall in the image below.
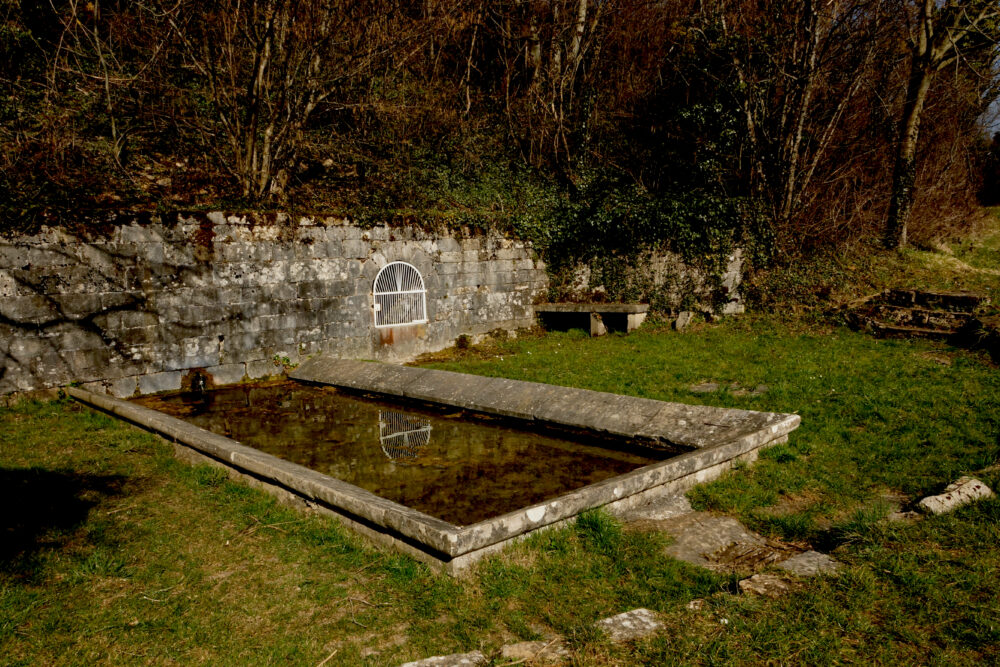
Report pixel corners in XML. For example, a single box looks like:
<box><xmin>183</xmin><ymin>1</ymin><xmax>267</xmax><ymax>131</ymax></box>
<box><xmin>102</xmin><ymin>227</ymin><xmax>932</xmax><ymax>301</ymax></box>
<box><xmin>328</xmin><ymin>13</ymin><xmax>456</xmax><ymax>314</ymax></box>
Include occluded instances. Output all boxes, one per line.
<box><xmin>0</xmin><ymin>213</ymin><xmax>547</xmax><ymax>397</ymax></box>
<box><xmin>552</xmin><ymin>248</ymin><xmax>745</xmax><ymax>316</ymax></box>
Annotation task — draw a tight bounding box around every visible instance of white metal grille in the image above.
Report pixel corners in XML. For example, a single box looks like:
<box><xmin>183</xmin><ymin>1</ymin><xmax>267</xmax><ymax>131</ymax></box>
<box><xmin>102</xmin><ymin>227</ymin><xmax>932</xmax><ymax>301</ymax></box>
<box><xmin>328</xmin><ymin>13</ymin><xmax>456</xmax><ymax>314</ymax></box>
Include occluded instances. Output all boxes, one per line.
<box><xmin>379</xmin><ymin>410</ymin><xmax>432</xmax><ymax>461</ymax></box>
<box><xmin>373</xmin><ymin>261</ymin><xmax>427</xmax><ymax>328</ymax></box>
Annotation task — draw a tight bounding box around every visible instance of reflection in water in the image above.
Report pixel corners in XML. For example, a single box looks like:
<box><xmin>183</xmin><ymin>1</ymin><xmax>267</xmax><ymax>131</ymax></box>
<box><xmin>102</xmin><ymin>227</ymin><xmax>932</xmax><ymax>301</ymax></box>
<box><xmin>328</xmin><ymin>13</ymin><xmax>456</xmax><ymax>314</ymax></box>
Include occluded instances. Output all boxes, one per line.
<box><xmin>379</xmin><ymin>410</ymin><xmax>432</xmax><ymax>461</ymax></box>
<box><xmin>133</xmin><ymin>381</ymin><xmax>682</xmax><ymax>526</ymax></box>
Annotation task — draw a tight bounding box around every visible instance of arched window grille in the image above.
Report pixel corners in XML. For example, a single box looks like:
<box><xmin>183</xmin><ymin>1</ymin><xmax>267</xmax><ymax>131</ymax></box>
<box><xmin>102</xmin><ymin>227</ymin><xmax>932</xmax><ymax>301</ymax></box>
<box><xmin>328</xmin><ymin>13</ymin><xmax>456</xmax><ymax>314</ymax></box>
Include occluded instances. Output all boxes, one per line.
<box><xmin>373</xmin><ymin>261</ymin><xmax>427</xmax><ymax>328</ymax></box>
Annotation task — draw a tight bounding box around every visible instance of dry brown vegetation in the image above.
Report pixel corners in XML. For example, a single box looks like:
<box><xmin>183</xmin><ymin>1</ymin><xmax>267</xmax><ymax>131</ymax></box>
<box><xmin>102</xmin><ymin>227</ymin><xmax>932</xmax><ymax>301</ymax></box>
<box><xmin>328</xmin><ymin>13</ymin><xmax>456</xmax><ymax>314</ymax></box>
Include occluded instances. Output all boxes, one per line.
<box><xmin>1</xmin><ymin>0</ymin><xmax>998</xmax><ymax>260</ymax></box>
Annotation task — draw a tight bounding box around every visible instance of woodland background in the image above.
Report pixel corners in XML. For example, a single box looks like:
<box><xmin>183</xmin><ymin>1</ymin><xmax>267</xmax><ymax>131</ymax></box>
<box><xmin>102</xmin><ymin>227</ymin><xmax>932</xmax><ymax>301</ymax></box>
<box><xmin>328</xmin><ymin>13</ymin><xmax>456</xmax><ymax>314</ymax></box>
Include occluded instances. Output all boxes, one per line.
<box><xmin>2</xmin><ymin>0</ymin><xmax>1000</xmax><ymax>272</ymax></box>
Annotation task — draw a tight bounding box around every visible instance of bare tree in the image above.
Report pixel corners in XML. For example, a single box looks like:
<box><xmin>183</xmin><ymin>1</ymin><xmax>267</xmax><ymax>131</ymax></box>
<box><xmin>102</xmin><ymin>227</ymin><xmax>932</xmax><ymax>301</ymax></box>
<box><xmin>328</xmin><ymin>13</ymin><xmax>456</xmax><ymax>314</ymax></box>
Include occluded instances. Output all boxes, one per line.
<box><xmin>489</xmin><ymin>0</ymin><xmax>608</xmax><ymax>170</ymax></box>
<box><xmin>885</xmin><ymin>0</ymin><xmax>1000</xmax><ymax>248</ymax></box>
<box><xmin>720</xmin><ymin>0</ymin><xmax>892</xmax><ymax>231</ymax></box>
<box><xmin>160</xmin><ymin>0</ymin><xmax>412</xmax><ymax>201</ymax></box>
<box><xmin>44</xmin><ymin>0</ymin><xmax>167</xmax><ymax>169</ymax></box>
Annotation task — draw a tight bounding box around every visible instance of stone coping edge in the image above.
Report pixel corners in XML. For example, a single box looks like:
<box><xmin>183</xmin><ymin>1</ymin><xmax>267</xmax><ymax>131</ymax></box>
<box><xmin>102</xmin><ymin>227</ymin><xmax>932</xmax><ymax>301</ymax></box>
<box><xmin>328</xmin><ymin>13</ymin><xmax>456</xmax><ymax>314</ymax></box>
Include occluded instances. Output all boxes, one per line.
<box><xmin>290</xmin><ymin>357</ymin><xmax>800</xmax><ymax>450</ymax></box>
<box><xmin>68</xmin><ymin>370</ymin><xmax>799</xmax><ymax>562</ymax></box>
<box><xmin>65</xmin><ymin>386</ymin><xmax>461</xmax><ymax>557</ymax></box>
<box><xmin>287</xmin><ymin>359</ymin><xmax>800</xmax><ymax>552</ymax></box>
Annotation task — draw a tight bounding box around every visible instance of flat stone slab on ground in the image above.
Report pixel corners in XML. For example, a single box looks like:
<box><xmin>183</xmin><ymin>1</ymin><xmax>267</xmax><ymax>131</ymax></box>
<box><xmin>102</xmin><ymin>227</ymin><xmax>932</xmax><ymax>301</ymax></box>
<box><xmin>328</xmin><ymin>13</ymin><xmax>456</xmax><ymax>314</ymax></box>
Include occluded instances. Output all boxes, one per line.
<box><xmin>644</xmin><ymin>510</ymin><xmax>799</xmax><ymax>572</ymax></box>
<box><xmin>500</xmin><ymin>639</ymin><xmax>569</xmax><ymax>664</ymax></box>
<box><xmin>777</xmin><ymin>550</ymin><xmax>840</xmax><ymax>577</ymax></box>
<box><xmin>710</xmin><ymin>540</ymin><xmax>790</xmax><ymax>570</ymax></box>
<box><xmin>400</xmin><ymin>651</ymin><xmax>486</xmax><ymax>667</ymax></box>
<box><xmin>690</xmin><ymin>381</ymin><xmax>721</xmax><ymax>393</ymax></box>
<box><xmin>594</xmin><ymin>608</ymin><xmax>663</xmax><ymax>642</ymax></box>
<box><xmin>656</xmin><ymin>511</ymin><xmax>765</xmax><ymax>570</ymax></box>
<box><xmin>731</xmin><ymin>384</ymin><xmax>768</xmax><ymax>397</ymax></box>
<box><xmin>739</xmin><ymin>573</ymin><xmax>791</xmax><ymax>598</ymax></box>
<box><xmin>917</xmin><ymin>476</ymin><xmax>994</xmax><ymax>515</ymax></box>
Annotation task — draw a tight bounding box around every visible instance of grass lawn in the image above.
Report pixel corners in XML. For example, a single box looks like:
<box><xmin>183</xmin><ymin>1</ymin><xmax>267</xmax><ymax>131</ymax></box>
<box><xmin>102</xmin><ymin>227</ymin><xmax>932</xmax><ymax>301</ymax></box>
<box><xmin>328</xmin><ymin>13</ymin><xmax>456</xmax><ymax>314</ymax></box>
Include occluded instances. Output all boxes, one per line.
<box><xmin>2</xmin><ymin>220</ymin><xmax>1000</xmax><ymax>665</ymax></box>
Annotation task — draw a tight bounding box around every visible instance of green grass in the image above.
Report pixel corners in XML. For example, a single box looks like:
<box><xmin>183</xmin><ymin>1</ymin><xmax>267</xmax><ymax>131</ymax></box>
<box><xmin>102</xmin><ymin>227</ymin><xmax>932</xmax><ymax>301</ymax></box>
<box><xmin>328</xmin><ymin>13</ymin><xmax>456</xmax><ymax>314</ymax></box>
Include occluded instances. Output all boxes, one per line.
<box><xmin>425</xmin><ymin>319</ymin><xmax>1000</xmax><ymax>538</ymax></box>
<box><xmin>0</xmin><ymin>400</ymin><xmax>732</xmax><ymax>665</ymax></box>
<box><xmin>2</xmin><ymin>218</ymin><xmax>999</xmax><ymax>665</ymax></box>
<box><xmin>4</xmin><ymin>325</ymin><xmax>998</xmax><ymax>665</ymax></box>
<box><xmin>746</xmin><ymin>209</ymin><xmax>1000</xmax><ymax>312</ymax></box>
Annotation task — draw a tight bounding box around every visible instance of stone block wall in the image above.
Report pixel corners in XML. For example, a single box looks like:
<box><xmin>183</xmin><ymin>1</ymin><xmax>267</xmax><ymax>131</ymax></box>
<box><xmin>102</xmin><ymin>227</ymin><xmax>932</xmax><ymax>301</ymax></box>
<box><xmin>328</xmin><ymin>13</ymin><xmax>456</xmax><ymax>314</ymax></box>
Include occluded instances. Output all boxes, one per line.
<box><xmin>0</xmin><ymin>213</ymin><xmax>547</xmax><ymax>397</ymax></box>
<box><xmin>552</xmin><ymin>248</ymin><xmax>745</xmax><ymax>316</ymax></box>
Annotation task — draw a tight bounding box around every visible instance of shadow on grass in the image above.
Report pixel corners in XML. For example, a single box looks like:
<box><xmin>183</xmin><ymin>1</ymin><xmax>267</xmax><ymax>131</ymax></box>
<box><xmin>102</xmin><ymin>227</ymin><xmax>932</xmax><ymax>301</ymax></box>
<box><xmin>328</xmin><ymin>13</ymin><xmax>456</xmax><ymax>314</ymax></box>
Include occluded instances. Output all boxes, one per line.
<box><xmin>0</xmin><ymin>467</ymin><xmax>125</xmax><ymax>573</ymax></box>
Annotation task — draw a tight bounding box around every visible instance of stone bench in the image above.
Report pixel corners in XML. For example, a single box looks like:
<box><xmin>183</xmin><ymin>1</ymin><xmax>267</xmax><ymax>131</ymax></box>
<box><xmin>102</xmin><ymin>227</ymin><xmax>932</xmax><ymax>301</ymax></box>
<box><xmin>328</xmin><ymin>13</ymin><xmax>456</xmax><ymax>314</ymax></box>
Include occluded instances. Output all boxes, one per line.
<box><xmin>535</xmin><ymin>302</ymin><xmax>649</xmax><ymax>336</ymax></box>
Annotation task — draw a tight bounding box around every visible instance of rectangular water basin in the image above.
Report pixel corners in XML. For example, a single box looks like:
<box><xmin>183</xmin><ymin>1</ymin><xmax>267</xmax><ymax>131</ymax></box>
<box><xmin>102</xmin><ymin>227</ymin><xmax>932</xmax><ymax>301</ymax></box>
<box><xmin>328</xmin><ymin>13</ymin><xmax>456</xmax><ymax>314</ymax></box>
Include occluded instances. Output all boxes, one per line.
<box><xmin>132</xmin><ymin>381</ymin><xmax>681</xmax><ymax>527</ymax></box>
<box><xmin>67</xmin><ymin>357</ymin><xmax>800</xmax><ymax>575</ymax></box>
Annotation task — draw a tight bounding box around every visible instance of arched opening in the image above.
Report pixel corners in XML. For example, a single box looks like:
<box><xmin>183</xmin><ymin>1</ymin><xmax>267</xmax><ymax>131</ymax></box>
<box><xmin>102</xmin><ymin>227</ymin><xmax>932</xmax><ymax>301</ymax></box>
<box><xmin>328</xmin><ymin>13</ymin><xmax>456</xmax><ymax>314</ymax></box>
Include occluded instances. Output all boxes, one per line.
<box><xmin>373</xmin><ymin>261</ymin><xmax>427</xmax><ymax>328</ymax></box>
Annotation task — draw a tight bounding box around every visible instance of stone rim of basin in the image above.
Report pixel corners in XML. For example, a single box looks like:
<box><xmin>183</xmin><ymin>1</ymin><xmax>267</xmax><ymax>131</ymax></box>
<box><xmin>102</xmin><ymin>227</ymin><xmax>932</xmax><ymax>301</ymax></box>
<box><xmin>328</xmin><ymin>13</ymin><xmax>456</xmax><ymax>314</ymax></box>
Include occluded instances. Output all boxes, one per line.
<box><xmin>67</xmin><ymin>357</ymin><xmax>801</xmax><ymax>575</ymax></box>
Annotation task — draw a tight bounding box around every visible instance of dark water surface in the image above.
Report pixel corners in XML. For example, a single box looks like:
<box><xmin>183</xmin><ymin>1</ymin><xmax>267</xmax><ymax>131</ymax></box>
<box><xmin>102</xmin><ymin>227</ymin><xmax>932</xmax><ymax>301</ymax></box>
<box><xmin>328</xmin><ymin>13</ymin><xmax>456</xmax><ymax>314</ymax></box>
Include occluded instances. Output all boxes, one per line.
<box><xmin>134</xmin><ymin>381</ymin><xmax>673</xmax><ymax>526</ymax></box>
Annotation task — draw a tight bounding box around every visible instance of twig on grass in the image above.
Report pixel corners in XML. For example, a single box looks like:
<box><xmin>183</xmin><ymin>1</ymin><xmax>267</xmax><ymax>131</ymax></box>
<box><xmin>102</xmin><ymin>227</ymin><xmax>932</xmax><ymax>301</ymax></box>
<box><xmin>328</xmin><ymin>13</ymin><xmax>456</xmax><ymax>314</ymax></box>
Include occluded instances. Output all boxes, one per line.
<box><xmin>352</xmin><ymin>555</ymin><xmax>384</xmax><ymax>575</ymax></box>
<box><xmin>228</xmin><ymin>516</ymin><xmax>305</xmax><ymax>541</ymax></box>
<box><xmin>348</xmin><ymin>596</ymin><xmax>392</xmax><ymax>608</ymax></box>
<box><xmin>315</xmin><ymin>649</ymin><xmax>338</xmax><ymax>667</ymax></box>
<box><xmin>348</xmin><ymin>598</ymin><xmax>368</xmax><ymax>628</ymax></box>
<box><xmin>139</xmin><ymin>574</ymin><xmax>186</xmax><ymax>602</ymax></box>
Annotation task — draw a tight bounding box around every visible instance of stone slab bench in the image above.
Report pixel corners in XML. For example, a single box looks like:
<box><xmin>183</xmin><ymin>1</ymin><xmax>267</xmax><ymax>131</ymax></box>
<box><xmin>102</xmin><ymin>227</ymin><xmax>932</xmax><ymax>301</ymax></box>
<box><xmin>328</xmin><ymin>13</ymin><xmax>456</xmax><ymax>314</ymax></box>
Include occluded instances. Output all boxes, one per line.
<box><xmin>535</xmin><ymin>302</ymin><xmax>649</xmax><ymax>336</ymax></box>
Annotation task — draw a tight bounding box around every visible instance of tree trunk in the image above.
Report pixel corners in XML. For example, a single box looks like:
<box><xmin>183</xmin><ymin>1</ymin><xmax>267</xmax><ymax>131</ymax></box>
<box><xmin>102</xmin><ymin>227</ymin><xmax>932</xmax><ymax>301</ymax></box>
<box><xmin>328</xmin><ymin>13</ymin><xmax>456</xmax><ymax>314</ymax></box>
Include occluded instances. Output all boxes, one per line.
<box><xmin>885</xmin><ymin>61</ymin><xmax>933</xmax><ymax>249</ymax></box>
<box><xmin>569</xmin><ymin>0</ymin><xmax>587</xmax><ymax>63</ymax></box>
<box><xmin>778</xmin><ymin>0</ymin><xmax>820</xmax><ymax>224</ymax></box>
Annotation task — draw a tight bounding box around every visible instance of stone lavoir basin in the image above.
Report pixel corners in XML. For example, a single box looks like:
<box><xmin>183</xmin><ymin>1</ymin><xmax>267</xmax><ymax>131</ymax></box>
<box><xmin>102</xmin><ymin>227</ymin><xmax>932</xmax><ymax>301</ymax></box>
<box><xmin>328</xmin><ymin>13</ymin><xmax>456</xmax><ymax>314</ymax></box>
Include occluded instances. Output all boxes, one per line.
<box><xmin>68</xmin><ymin>358</ymin><xmax>800</xmax><ymax>575</ymax></box>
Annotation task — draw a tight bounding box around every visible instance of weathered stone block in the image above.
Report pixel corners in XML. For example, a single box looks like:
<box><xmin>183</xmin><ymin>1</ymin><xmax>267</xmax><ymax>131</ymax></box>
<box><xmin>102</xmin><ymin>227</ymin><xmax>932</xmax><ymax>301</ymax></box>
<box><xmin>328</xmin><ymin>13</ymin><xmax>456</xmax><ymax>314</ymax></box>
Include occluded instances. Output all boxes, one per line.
<box><xmin>342</xmin><ymin>240</ymin><xmax>369</xmax><ymax>259</ymax></box>
<box><xmin>3</xmin><ymin>295</ymin><xmax>57</xmax><ymax>324</ymax></box>
<box><xmin>0</xmin><ymin>269</ymin><xmax>23</xmax><ymax>298</ymax></box>
<box><xmin>246</xmin><ymin>358</ymin><xmax>283</xmax><ymax>379</ymax></box>
<box><xmin>220</xmin><ymin>331</ymin><xmax>259</xmax><ymax>359</ymax></box>
<box><xmin>0</xmin><ymin>243</ymin><xmax>29</xmax><ymax>269</ymax></box>
<box><xmin>297</xmin><ymin>280</ymin><xmax>327</xmax><ymax>300</ymax></box>
<box><xmin>120</xmin><ymin>310</ymin><xmax>159</xmax><ymax>329</ymax></box>
<box><xmin>205</xmin><ymin>363</ymin><xmax>246</xmax><ymax>386</ymax></box>
<box><xmin>100</xmin><ymin>291</ymin><xmax>145</xmax><ymax>314</ymax></box>
<box><xmin>918</xmin><ymin>476</ymin><xmax>994</xmax><ymax>515</ymax></box>
<box><xmin>82</xmin><ymin>376</ymin><xmax>139</xmax><ymax>398</ymax></box>
<box><xmin>594</xmin><ymin>608</ymin><xmax>663</xmax><ymax>642</ymax></box>
<box><xmin>138</xmin><ymin>370</ymin><xmax>183</xmax><ymax>395</ymax></box>
<box><xmin>48</xmin><ymin>293</ymin><xmax>103</xmax><ymax>320</ymax></box>
<box><xmin>777</xmin><ymin>550</ymin><xmax>841</xmax><ymax>577</ymax></box>
<box><xmin>400</xmin><ymin>651</ymin><xmax>486</xmax><ymax>667</ymax></box>
<box><xmin>181</xmin><ymin>335</ymin><xmax>221</xmax><ymax>367</ymax></box>
<box><xmin>116</xmin><ymin>326</ymin><xmax>158</xmax><ymax>346</ymax></box>
<box><xmin>277</xmin><ymin>328</ymin><xmax>299</xmax><ymax>346</ymax></box>
<box><xmin>436</xmin><ymin>238</ymin><xmax>461</xmax><ymax>253</ymax></box>
<box><xmin>499</xmin><ymin>640</ymin><xmax>568</xmax><ymax>664</ymax></box>
<box><xmin>739</xmin><ymin>573</ymin><xmax>791</xmax><ymax>598</ymax></box>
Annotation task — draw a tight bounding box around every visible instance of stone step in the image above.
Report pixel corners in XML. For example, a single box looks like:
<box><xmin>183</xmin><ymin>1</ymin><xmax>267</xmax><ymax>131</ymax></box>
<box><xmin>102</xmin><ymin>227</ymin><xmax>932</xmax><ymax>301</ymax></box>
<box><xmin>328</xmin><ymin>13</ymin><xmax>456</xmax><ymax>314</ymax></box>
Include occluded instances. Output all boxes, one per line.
<box><xmin>865</xmin><ymin>322</ymin><xmax>957</xmax><ymax>340</ymax></box>
<box><xmin>867</xmin><ymin>304</ymin><xmax>974</xmax><ymax>331</ymax></box>
<box><xmin>883</xmin><ymin>288</ymin><xmax>988</xmax><ymax>313</ymax></box>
